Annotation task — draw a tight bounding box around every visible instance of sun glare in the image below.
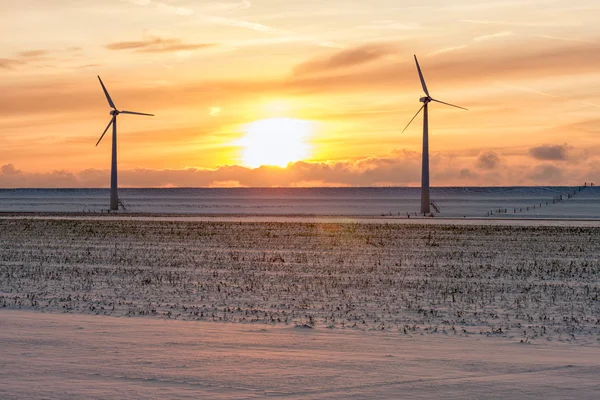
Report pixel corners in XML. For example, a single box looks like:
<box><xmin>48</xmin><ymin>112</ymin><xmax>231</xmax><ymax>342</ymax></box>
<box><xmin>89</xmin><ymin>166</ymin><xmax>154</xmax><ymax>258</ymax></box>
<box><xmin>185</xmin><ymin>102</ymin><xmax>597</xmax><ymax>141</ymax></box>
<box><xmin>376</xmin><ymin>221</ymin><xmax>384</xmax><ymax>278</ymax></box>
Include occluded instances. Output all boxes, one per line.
<box><xmin>238</xmin><ymin>118</ymin><xmax>313</xmax><ymax>168</ymax></box>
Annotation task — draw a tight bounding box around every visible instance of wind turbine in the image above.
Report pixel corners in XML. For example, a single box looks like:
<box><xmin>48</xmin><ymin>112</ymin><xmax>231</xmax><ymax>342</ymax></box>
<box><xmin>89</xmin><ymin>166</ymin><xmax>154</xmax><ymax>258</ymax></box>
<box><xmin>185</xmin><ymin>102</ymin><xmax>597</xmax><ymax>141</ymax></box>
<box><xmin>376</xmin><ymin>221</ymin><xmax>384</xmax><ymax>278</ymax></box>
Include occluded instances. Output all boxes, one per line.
<box><xmin>95</xmin><ymin>76</ymin><xmax>154</xmax><ymax>211</ymax></box>
<box><xmin>402</xmin><ymin>55</ymin><xmax>467</xmax><ymax>215</ymax></box>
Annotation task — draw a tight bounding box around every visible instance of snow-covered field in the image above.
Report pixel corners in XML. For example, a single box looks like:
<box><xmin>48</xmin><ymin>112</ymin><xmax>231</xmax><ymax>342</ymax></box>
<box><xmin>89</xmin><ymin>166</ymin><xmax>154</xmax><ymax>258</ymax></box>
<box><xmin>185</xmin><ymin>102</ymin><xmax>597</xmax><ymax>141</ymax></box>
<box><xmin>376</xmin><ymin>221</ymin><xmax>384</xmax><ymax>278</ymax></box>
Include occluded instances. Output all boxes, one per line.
<box><xmin>1</xmin><ymin>186</ymin><xmax>599</xmax><ymax>218</ymax></box>
<box><xmin>1</xmin><ymin>217</ymin><xmax>600</xmax><ymax>398</ymax></box>
<box><xmin>2</xmin><ymin>310</ymin><xmax>599</xmax><ymax>399</ymax></box>
<box><xmin>2</xmin><ymin>218</ymin><xmax>600</xmax><ymax>340</ymax></box>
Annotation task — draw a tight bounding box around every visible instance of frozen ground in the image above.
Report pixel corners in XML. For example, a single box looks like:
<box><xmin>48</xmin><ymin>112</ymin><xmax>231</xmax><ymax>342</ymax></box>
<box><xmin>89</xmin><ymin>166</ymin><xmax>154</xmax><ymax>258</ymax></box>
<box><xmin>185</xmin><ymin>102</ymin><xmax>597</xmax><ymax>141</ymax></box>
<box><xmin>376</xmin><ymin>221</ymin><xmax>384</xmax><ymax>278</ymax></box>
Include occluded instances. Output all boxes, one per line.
<box><xmin>1</xmin><ymin>310</ymin><xmax>600</xmax><ymax>399</ymax></box>
<box><xmin>2</xmin><ymin>218</ymin><xmax>599</xmax><ymax>341</ymax></box>
<box><xmin>3</xmin><ymin>214</ymin><xmax>600</xmax><ymax>227</ymax></box>
<box><xmin>1</xmin><ymin>218</ymin><xmax>600</xmax><ymax>398</ymax></box>
<box><xmin>1</xmin><ymin>186</ymin><xmax>598</xmax><ymax>218</ymax></box>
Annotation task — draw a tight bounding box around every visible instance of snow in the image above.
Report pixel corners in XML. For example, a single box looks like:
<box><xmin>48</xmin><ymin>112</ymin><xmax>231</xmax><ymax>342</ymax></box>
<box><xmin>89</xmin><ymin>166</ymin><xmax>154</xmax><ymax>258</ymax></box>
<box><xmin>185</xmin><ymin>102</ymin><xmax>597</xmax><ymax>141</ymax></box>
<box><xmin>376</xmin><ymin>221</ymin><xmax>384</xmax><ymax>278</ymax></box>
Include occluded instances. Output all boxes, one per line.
<box><xmin>1</xmin><ymin>310</ymin><xmax>599</xmax><ymax>399</ymax></box>
<box><xmin>1</xmin><ymin>217</ymin><xmax>600</xmax><ymax>398</ymax></box>
<box><xmin>1</xmin><ymin>186</ymin><xmax>599</xmax><ymax>218</ymax></box>
<box><xmin>3</xmin><ymin>214</ymin><xmax>600</xmax><ymax>227</ymax></box>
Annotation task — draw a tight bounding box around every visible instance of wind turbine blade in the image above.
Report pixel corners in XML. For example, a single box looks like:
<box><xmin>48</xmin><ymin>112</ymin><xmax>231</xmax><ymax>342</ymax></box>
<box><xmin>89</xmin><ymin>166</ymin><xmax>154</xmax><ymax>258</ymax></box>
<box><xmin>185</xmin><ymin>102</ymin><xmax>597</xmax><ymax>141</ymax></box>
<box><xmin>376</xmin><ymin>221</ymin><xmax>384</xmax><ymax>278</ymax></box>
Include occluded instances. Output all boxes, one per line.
<box><xmin>96</xmin><ymin>116</ymin><xmax>115</xmax><ymax>147</ymax></box>
<box><xmin>98</xmin><ymin>76</ymin><xmax>116</xmax><ymax>109</ymax></box>
<box><xmin>120</xmin><ymin>110</ymin><xmax>154</xmax><ymax>116</ymax></box>
<box><xmin>414</xmin><ymin>55</ymin><xmax>430</xmax><ymax>97</ymax></box>
<box><xmin>402</xmin><ymin>105</ymin><xmax>425</xmax><ymax>133</ymax></box>
<box><xmin>431</xmin><ymin>98</ymin><xmax>468</xmax><ymax>111</ymax></box>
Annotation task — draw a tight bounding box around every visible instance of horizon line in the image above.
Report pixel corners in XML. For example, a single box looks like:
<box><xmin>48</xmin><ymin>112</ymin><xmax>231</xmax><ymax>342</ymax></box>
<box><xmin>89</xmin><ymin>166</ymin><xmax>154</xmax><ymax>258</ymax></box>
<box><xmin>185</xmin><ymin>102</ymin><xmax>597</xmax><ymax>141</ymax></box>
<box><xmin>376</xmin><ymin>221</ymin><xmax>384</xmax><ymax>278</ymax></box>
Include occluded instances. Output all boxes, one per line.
<box><xmin>0</xmin><ymin>185</ymin><xmax>592</xmax><ymax>190</ymax></box>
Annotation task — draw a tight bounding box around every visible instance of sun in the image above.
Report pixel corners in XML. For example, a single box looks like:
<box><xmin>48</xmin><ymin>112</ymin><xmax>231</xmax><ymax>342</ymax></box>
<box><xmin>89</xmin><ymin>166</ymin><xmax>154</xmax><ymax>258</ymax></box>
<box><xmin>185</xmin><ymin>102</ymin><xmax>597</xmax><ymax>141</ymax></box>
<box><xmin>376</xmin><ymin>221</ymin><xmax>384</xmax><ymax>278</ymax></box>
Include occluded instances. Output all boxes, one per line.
<box><xmin>237</xmin><ymin>118</ymin><xmax>313</xmax><ymax>168</ymax></box>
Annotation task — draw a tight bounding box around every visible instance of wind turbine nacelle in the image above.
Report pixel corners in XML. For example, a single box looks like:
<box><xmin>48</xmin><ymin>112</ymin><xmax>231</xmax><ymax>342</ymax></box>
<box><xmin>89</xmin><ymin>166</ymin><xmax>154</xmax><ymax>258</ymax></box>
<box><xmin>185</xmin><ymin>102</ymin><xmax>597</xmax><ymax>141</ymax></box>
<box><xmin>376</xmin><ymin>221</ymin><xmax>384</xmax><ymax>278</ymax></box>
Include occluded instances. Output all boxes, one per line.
<box><xmin>419</xmin><ymin>96</ymin><xmax>431</xmax><ymax>103</ymax></box>
<box><xmin>110</xmin><ymin>110</ymin><xmax>119</xmax><ymax>116</ymax></box>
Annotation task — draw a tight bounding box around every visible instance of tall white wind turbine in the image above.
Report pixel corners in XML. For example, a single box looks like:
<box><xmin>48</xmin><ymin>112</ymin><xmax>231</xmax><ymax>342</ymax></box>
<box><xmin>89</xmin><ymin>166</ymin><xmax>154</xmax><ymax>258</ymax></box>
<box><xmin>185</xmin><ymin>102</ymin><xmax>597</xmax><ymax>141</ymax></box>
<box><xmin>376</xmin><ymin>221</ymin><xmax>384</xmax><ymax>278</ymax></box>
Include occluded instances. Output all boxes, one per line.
<box><xmin>95</xmin><ymin>76</ymin><xmax>154</xmax><ymax>211</ymax></box>
<box><xmin>402</xmin><ymin>55</ymin><xmax>467</xmax><ymax>214</ymax></box>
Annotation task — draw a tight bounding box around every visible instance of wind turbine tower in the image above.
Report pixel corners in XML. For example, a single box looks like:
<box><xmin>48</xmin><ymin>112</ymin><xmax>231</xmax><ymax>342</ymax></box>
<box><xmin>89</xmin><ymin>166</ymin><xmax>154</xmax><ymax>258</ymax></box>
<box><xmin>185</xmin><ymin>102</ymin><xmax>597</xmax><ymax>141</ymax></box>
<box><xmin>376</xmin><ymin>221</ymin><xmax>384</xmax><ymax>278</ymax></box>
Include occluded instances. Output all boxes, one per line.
<box><xmin>96</xmin><ymin>76</ymin><xmax>154</xmax><ymax>211</ymax></box>
<box><xmin>403</xmin><ymin>55</ymin><xmax>467</xmax><ymax>214</ymax></box>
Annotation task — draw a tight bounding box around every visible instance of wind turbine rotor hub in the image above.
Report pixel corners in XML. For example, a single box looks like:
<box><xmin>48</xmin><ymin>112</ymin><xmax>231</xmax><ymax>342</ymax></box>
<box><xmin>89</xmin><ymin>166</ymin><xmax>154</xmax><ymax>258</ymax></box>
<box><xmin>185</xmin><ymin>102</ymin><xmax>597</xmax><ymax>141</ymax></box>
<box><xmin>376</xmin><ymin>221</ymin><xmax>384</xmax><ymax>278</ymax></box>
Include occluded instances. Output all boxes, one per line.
<box><xmin>419</xmin><ymin>96</ymin><xmax>431</xmax><ymax>104</ymax></box>
<box><xmin>110</xmin><ymin>110</ymin><xmax>119</xmax><ymax>116</ymax></box>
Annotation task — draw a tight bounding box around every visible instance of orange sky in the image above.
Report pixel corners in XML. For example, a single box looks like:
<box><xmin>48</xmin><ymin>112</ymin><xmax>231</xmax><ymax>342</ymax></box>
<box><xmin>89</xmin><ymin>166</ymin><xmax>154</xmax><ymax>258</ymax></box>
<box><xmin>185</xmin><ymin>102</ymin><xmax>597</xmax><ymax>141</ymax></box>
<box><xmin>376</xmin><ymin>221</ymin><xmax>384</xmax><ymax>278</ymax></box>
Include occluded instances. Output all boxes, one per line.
<box><xmin>1</xmin><ymin>0</ymin><xmax>599</xmax><ymax>187</ymax></box>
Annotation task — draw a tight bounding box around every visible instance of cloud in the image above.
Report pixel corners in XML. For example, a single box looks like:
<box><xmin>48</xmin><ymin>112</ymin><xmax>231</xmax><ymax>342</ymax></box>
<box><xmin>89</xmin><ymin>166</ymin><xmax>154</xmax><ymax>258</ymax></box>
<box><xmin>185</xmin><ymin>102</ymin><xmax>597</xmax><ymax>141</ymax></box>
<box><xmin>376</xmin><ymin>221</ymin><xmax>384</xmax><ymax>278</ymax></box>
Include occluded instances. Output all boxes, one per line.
<box><xmin>75</xmin><ymin>64</ymin><xmax>101</xmax><ymax>69</ymax></box>
<box><xmin>473</xmin><ymin>31</ymin><xmax>513</xmax><ymax>42</ymax></box>
<box><xmin>429</xmin><ymin>45</ymin><xmax>468</xmax><ymax>56</ymax></box>
<box><xmin>156</xmin><ymin>2</ymin><xmax>194</xmax><ymax>16</ymax></box>
<box><xmin>430</xmin><ymin>30</ymin><xmax>513</xmax><ymax>58</ymax></box>
<box><xmin>4</xmin><ymin>146</ymin><xmax>597</xmax><ymax>188</ymax></box>
<box><xmin>529</xmin><ymin>144</ymin><xmax>570</xmax><ymax>161</ymax></box>
<box><xmin>4</xmin><ymin>34</ymin><xmax>600</xmax><ymax>117</ymax></box>
<box><xmin>124</xmin><ymin>0</ymin><xmax>194</xmax><ymax>15</ymax></box>
<box><xmin>0</xmin><ymin>164</ymin><xmax>80</xmax><ymax>188</ymax></box>
<box><xmin>125</xmin><ymin>0</ymin><xmax>252</xmax><ymax>15</ymax></box>
<box><xmin>293</xmin><ymin>43</ymin><xmax>397</xmax><ymax>76</ymax></box>
<box><xmin>0</xmin><ymin>49</ymin><xmax>49</xmax><ymax>69</ymax></box>
<box><xmin>1</xmin><ymin>164</ymin><xmax>19</xmax><ymax>175</ymax></box>
<box><xmin>106</xmin><ymin>37</ymin><xmax>215</xmax><ymax>53</ymax></box>
<box><xmin>17</xmin><ymin>50</ymin><xmax>50</xmax><ymax>58</ymax></box>
<box><xmin>1</xmin><ymin>142</ymin><xmax>598</xmax><ymax>188</ymax></box>
<box><xmin>0</xmin><ymin>153</ymin><xmax>421</xmax><ymax>188</ymax></box>
<box><xmin>476</xmin><ymin>151</ymin><xmax>500</xmax><ymax>170</ymax></box>
<box><xmin>0</xmin><ymin>47</ymin><xmax>83</xmax><ymax>70</ymax></box>
<box><xmin>535</xmin><ymin>35</ymin><xmax>594</xmax><ymax>44</ymax></box>
<box><xmin>424</xmin><ymin>37</ymin><xmax>600</xmax><ymax>88</ymax></box>
<box><xmin>527</xmin><ymin>164</ymin><xmax>563</xmax><ymax>181</ymax></box>
<box><xmin>458</xmin><ymin>19</ymin><xmax>578</xmax><ymax>28</ymax></box>
<box><xmin>358</xmin><ymin>20</ymin><xmax>420</xmax><ymax>30</ymax></box>
<box><xmin>458</xmin><ymin>168</ymin><xmax>476</xmax><ymax>179</ymax></box>
<box><xmin>0</xmin><ymin>58</ymin><xmax>25</xmax><ymax>69</ymax></box>
<box><xmin>285</xmin><ymin>37</ymin><xmax>600</xmax><ymax>94</ymax></box>
<box><xmin>204</xmin><ymin>16</ymin><xmax>280</xmax><ymax>33</ymax></box>
<box><xmin>204</xmin><ymin>1</ymin><xmax>252</xmax><ymax>12</ymax></box>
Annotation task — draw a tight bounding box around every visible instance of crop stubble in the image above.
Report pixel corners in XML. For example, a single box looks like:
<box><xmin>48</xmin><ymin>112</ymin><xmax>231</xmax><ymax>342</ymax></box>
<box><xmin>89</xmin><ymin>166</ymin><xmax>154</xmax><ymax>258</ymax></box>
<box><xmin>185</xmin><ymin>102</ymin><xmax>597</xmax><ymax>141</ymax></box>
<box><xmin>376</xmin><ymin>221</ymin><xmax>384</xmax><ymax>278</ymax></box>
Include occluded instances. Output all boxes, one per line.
<box><xmin>1</xmin><ymin>219</ymin><xmax>599</xmax><ymax>341</ymax></box>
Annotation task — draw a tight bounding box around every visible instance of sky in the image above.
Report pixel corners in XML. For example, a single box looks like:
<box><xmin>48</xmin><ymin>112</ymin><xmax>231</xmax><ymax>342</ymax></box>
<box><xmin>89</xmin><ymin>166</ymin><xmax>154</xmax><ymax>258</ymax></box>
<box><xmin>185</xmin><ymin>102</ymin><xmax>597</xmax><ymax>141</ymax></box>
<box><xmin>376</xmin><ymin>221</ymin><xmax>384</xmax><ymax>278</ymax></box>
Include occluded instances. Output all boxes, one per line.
<box><xmin>1</xmin><ymin>0</ymin><xmax>599</xmax><ymax>188</ymax></box>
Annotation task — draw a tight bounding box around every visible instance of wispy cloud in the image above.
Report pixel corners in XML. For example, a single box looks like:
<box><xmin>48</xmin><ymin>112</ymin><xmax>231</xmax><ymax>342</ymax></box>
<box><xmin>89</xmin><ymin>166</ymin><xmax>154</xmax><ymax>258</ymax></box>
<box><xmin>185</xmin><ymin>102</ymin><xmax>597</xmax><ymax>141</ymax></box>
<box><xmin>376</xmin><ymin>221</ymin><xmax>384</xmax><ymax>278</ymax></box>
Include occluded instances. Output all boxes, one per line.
<box><xmin>429</xmin><ymin>45</ymin><xmax>468</xmax><ymax>56</ymax></box>
<box><xmin>293</xmin><ymin>43</ymin><xmax>397</xmax><ymax>76</ymax></box>
<box><xmin>123</xmin><ymin>0</ymin><xmax>194</xmax><ymax>16</ymax></box>
<box><xmin>535</xmin><ymin>35</ymin><xmax>594</xmax><ymax>44</ymax></box>
<box><xmin>17</xmin><ymin>50</ymin><xmax>50</xmax><ymax>58</ymax></box>
<box><xmin>0</xmin><ymin>47</ymin><xmax>80</xmax><ymax>70</ymax></box>
<box><xmin>358</xmin><ymin>20</ymin><xmax>421</xmax><ymax>30</ymax></box>
<box><xmin>226</xmin><ymin>35</ymin><xmax>343</xmax><ymax>50</ymax></box>
<box><xmin>316</xmin><ymin>41</ymin><xmax>345</xmax><ymax>49</ymax></box>
<box><xmin>0</xmin><ymin>58</ymin><xmax>26</xmax><ymax>69</ymax></box>
<box><xmin>207</xmin><ymin>1</ymin><xmax>252</xmax><ymax>12</ymax></box>
<box><xmin>124</xmin><ymin>0</ymin><xmax>255</xmax><ymax>15</ymax></box>
<box><xmin>288</xmin><ymin>38</ymin><xmax>600</xmax><ymax>94</ymax></box>
<box><xmin>74</xmin><ymin>64</ymin><xmax>101</xmax><ymax>69</ymax></box>
<box><xmin>473</xmin><ymin>31</ymin><xmax>513</xmax><ymax>42</ymax></box>
<box><xmin>106</xmin><ymin>37</ymin><xmax>216</xmax><ymax>53</ymax></box>
<box><xmin>496</xmin><ymin>83</ymin><xmax>600</xmax><ymax>108</ymax></box>
<box><xmin>458</xmin><ymin>19</ymin><xmax>578</xmax><ymax>28</ymax></box>
<box><xmin>204</xmin><ymin>16</ymin><xmax>281</xmax><ymax>33</ymax></box>
<box><xmin>430</xmin><ymin>30</ymin><xmax>513</xmax><ymax>57</ymax></box>
<box><xmin>156</xmin><ymin>2</ymin><xmax>194</xmax><ymax>16</ymax></box>
<box><xmin>495</xmin><ymin>83</ymin><xmax>558</xmax><ymax>98</ymax></box>
<box><xmin>3</xmin><ymin>35</ymin><xmax>600</xmax><ymax>123</ymax></box>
